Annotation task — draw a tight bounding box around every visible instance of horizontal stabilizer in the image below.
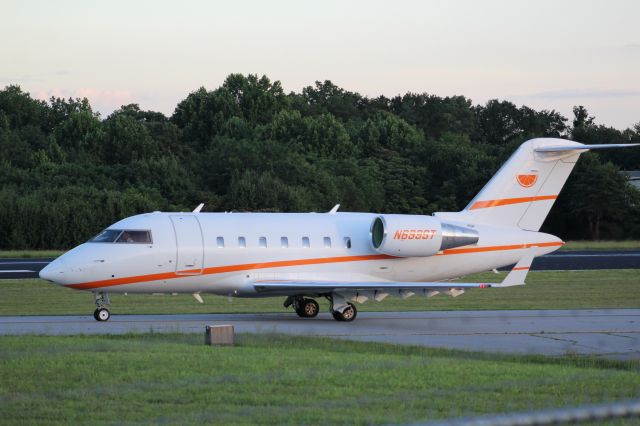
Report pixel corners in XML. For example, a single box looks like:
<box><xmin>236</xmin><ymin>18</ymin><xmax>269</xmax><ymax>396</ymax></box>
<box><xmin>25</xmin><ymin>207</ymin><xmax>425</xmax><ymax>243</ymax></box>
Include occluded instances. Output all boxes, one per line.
<box><xmin>535</xmin><ymin>143</ymin><xmax>640</xmax><ymax>152</ymax></box>
<box><xmin>254</xmin><ymin>280</ymin><xmax>490</xmax><ymax>293</ymax></box>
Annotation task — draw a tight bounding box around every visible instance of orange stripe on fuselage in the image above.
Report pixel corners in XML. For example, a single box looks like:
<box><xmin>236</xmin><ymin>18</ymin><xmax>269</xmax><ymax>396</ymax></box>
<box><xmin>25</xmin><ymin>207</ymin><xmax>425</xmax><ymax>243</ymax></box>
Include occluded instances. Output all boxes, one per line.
<box><xmin>64</xmin><ymin>241</ymin><xmax>564</xmax><ymax>290</ymax></box>
<box><xmin>65</xmin><ymin>254</ymin><xmax>393</xmax><ymax>290</ymax></box>
<box><xmin>470</xmin><ymin>195</ymin><xmax>558</xmax><ymax>210</ymax></box>
<box><xmin>437</xmin><ymin>241</ymin><xmax>562</xmax><ymax>256</ymax></box>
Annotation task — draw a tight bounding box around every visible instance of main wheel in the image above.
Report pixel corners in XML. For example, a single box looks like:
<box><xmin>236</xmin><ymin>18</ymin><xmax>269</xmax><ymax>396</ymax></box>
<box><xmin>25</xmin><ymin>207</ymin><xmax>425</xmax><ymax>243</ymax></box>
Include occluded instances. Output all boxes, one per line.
<box><xmin>331</xmin><ymin>303</ymin><xmax>357</xmax><ymax>322</ymax></box>
<box><xmin>301</xmin><ymin>299</ymin><xmax>319</xmax><ymax>318</ymax></box>
<box><xmin>295</xmin><ymin>299</ymin><xmax>320</xmax><ymax>318</ymax></box>
<box><xmin>94</xmin><ymin>308</ymin><xmax>111</xmax><ymax>322</ymax></box>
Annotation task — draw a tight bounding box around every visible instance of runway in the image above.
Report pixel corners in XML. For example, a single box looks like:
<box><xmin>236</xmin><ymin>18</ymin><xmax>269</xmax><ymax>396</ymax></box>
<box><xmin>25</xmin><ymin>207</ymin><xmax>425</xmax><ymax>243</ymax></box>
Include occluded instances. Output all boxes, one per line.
<box><xmin>0</xmin><ymin>259</ymin><xmax>52</xmax><ymax>279</ymax></box>
<box><xmin>1</xmin><ymin>250</ymin><xmax>639</xmax><ymax>280</ymax></box>
<box><xmin>1</xmin><ymin>309</ymin><xmax>638</xmax><ymax>359</ymax></box>
<box><xmin>528</xmin><ymin>250</ymin><xmax>640</xmax><ymax>271</ymax></box>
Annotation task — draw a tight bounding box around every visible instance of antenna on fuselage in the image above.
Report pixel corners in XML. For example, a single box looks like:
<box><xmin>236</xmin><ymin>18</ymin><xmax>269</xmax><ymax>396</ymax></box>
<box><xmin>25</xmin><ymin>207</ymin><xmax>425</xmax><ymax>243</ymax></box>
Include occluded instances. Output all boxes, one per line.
<box><xmin>328</xmin><ymin>204</ymin><xmax>340</xmax><ymax>214</ymax></box>
<box><xmin>193</xmin><ymin>203</ymin><xmax>204</xmax><ymax>213</ymax></box>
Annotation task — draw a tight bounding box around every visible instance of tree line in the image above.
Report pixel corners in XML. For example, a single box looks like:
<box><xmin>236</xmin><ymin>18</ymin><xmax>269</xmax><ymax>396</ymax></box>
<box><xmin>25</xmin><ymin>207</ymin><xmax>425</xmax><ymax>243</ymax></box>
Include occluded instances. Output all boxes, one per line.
<box><xmin>1</xmin><ymin>73</ymin><xmax>639</xmax><ymax>249</ymax></box>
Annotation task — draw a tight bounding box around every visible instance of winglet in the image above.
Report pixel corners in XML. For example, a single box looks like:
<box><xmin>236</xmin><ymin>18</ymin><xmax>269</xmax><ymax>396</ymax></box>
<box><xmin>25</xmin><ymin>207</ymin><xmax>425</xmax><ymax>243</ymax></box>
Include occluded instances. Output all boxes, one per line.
<box><xmin>535</xmin><ymin>143</ymin><xmax>640</xmax><ymax>152</ymax></box>
<box><xmin>494</xmin><ymin>252</ymin><xmax>535</xmax><ymax>287</ymax></box>
<box><xmin>193</xmin><ymin>203</ymin><xmax>204</xmax><ymax>213</ymax></box>
<box><xmin>328</xmin><ymin>204</ymin><xmax>340</xmax><ymax>214</ymax></box>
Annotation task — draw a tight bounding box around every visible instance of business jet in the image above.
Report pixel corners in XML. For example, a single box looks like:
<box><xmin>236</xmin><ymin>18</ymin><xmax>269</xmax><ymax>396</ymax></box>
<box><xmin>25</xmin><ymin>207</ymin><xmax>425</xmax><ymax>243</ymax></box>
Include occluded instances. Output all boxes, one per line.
<box><xmin>39</xmin><ymin>138</ymin><xmax>638</xmax><ymax>321</ymax></box>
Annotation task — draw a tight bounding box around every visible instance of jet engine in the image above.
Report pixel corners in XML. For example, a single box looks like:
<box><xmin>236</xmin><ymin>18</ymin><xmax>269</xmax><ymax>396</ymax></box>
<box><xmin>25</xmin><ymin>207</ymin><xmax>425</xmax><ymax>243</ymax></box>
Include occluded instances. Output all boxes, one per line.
<box><xmin>370</xmin><ymin>214</ymin><xmax>479</xmax><ymax>257</ymax></box>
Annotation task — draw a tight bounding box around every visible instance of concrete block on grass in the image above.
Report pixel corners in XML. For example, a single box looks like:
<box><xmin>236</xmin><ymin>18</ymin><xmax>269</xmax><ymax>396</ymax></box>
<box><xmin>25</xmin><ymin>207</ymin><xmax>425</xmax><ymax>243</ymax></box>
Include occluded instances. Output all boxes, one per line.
<box><xmin>205</xmin><ymin>325</ymin><xmax>234</xmax><ymax>346</ymax></box>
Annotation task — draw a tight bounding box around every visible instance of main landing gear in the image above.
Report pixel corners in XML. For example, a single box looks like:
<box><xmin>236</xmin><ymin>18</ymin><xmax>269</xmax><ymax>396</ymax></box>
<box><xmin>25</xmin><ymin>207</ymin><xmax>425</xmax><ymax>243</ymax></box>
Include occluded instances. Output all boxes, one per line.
<box><xmin>284</xmin><ymin>295</ymin><xmax>357</xmax><ymax>322</ymax></box>
<box><xmin>93</xmin><ymin>292</ymin><xmax>111</xmax><ymax>322</ymax></box>
<box><xmin>285</xmin><ymin>296</ymin><xmax>320</xmax><ymax>318</ymax></box>
<box><xmin>331</xmin><ymin>303</ymin><xmax>357</xmax><ymax>322</ymax></box>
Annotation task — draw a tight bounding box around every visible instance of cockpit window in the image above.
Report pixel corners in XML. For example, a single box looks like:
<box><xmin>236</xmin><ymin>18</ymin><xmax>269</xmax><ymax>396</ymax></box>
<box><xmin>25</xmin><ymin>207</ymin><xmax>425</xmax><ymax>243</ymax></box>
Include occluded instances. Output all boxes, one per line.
<box><xmin>90</xmin><ymin>229</ymin><xmax>122</xmax><ymax>243</ymax></box>
<box><xmin>116</xmin><ymin>230</ymin><xmax>152</xmax><ymax>244</ymax></box>
<box><xmin>89</xmin><ymin>229</ymin><xmax>152</xmax><ymax>244</ymax></box>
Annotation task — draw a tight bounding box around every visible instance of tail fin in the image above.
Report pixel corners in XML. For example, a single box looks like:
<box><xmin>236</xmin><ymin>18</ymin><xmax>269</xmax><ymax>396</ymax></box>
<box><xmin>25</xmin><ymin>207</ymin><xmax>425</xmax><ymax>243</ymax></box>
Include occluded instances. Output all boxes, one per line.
<box><xmin>460</xmin><ymin>138</ymin><xmax>639</xmax><ymax>231</ymax></box>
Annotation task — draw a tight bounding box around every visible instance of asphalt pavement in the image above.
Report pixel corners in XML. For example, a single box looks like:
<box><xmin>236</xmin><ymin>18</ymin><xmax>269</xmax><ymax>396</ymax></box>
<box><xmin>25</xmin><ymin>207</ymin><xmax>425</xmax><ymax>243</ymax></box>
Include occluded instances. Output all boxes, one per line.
<box><xmin>1</xmin><ymin>309</ymin><xmax>638</xmax><ymax>359</ymax></box>
<box><xmin>0</xmin><ymin>258</ymin><xmax>52</xmax><ymax>279</ymax></box>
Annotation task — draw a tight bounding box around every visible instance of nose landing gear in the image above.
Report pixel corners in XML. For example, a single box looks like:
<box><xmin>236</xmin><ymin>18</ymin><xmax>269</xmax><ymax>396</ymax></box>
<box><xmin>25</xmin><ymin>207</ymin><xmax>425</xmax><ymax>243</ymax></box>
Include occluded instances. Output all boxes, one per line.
<box><xmin>93</xmin><ymin>292</ymin><xmax>111</xmax><ymax>322</ymax></box>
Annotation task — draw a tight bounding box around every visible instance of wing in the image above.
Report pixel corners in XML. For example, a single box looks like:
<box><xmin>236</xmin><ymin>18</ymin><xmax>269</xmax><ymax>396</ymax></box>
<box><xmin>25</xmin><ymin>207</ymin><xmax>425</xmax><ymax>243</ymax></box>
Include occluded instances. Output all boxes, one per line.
<box><xmin>254</xmin><ymin>280</ymin><xmax>491</xmax><ymax>293</ymax></box>
<box><xmin>254</xmin><ymin>280</ymin><xmax>491</xmax><ymax>302</ymax></box>
<box><xmin>253</xmin><ymin>256</ymin><xmax>531</xmax><ymax>303</ymax></box>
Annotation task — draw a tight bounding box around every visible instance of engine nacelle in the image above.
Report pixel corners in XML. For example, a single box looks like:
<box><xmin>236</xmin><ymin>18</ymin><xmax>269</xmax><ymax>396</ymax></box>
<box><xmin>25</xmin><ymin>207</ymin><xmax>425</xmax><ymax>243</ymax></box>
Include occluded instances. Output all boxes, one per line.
<box><xmin>370</xmin><ymin>214</ymin><xmax>479</xmax><ymax>257</ymax></box>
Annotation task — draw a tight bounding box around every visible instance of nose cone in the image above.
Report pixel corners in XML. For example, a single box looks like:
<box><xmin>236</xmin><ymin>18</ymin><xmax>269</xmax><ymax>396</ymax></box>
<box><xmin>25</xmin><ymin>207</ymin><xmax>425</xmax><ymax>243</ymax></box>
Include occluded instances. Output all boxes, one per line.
<box><xmin>39</xmin><ymin>258</ymin><xmax>66</xmax><ymax>285</ymax></box>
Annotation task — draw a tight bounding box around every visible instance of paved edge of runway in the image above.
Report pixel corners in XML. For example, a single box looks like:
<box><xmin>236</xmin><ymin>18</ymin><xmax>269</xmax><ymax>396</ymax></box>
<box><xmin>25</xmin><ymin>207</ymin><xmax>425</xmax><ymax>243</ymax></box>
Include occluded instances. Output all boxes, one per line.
<box><xmin>2</xmin><ymin>309</ymin><xmax>638</xmax><ymax>360</ymax></box>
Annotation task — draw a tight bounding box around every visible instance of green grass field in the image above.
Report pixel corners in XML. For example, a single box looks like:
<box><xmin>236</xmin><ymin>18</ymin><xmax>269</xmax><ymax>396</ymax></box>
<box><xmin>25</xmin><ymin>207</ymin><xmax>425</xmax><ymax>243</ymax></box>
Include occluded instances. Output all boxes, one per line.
<box><xmin>0</xmin><ymin>240</ymin><xmax>639</xmax><ymax>258</ymax></box>
<box><xmin>0</xmin><ymin>250</ymin><xmax>66</xmax><ymax>258</ymax></box>
<box><xmin>561</xmin><ymin>240</ymin><xmax>640</xmax><ymax>250</ymax></box>
<box><xmin>1</xmin><ymin>269</ymin><xmax>639</xmax><ymax>316</ymax></box>
<box><xmin>0</xmin><ymin>334</ymin><xmax>638</xmax><ymax>425</ymax></box>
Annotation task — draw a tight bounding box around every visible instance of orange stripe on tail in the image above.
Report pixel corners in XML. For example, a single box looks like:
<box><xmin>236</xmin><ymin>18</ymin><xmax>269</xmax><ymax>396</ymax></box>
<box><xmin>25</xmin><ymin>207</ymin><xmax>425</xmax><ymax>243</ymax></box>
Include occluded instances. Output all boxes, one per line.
<box><xmin>470</xmin><ymin>195</ymin><xmax>558</xmax><ymax>210</ymax></box>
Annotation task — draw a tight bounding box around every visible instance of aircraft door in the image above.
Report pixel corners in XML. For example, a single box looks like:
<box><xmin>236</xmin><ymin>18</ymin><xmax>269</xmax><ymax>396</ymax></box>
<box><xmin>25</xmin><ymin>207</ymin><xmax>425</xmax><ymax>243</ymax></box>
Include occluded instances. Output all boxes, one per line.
<box><xmin>170</xmin><ymin>215</ymin><xmax>204</xmax><ymax>275</ymax></box>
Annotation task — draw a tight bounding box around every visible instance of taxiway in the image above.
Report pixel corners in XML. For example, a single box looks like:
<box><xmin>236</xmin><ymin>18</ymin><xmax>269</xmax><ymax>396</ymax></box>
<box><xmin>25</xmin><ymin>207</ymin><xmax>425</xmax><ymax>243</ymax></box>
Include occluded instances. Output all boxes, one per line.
<box><xmin>1</xmin><ymin>309</ymin><xmax>637</xmax><ymax>359</ymax></box>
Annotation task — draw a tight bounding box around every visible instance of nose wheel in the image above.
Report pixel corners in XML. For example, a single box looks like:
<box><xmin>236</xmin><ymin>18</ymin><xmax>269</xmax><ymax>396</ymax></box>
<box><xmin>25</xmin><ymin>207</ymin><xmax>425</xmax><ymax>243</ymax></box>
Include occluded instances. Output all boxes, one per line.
<box><xmin>94</xmin><ymin>308</ymin><xmax>111</xmax><ymax>321</ymax></box>
<box><xmin>93</xmin><ymin>292</ymin><xmax>111</xmax><ymax>322</ymax></box>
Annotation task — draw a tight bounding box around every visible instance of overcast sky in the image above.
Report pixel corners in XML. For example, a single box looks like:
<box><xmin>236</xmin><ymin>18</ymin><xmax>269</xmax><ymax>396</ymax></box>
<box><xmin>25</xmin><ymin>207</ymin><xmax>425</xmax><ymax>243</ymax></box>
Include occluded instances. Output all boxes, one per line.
<box><xmin>2</xmin><ymin>0</ymin><xmax>639</xmax><ymax>129</ymax></box>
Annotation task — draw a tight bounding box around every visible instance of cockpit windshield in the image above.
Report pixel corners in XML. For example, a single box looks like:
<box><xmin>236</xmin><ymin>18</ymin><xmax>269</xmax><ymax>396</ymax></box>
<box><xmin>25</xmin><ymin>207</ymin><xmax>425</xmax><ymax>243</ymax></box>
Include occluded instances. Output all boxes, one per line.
<box><xmin>116</xmin><ymin>230</ymin><xmax>152</xmax><ymax>243</ymax></box>
<box><xmin>90</xmin><ymin>229</ymin><xmax>152</xmax><ymax>244</ymax></box>
<box><xmin>91</xmin><ymin>229</ymin><xmax>122</xmax><ymax>243</ymax></box>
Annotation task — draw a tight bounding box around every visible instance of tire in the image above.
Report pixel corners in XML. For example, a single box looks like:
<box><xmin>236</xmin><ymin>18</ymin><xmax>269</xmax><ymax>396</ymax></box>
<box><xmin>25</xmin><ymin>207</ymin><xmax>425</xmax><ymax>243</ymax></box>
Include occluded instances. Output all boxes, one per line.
<box><xmin>302</xmin><ymin>299</ymin><xmax>319</xmax><ymax>318</ymax></box>
<box><xmin>95</xmin><ymin>308</ymin><xmax>110</xmax><ymax>322</ymax></box>
<box><xmin>331</xmin><ymin>303</ymin><xmax>357</xmax><ymax>322</ymax></box>
<box><xmin>341</xmin><ymin>303</ymin><xmax>357</xmax><ymax>322</ymax></box>
<box><xmin>294</xmin><ymin>305</ymin><xmax>307</xmax><ymax>317</ymax></box>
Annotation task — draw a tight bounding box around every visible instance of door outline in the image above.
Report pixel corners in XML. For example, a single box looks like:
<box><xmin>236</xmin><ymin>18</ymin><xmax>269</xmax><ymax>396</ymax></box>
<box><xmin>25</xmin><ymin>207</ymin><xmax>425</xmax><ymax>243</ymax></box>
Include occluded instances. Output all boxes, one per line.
<box><xmin>170</xmin><ymin>215</ymin><xmax>204</xmax><ymax>275</ymax></box>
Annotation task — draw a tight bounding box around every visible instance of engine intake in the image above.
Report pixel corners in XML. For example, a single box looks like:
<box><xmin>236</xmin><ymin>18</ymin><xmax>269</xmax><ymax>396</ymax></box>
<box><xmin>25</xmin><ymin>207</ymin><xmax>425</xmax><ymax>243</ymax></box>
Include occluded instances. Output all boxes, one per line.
<box><xmin>371</xmin><ymin>215</ymin><xmax>479</xmax><ymax>257</ymax></box>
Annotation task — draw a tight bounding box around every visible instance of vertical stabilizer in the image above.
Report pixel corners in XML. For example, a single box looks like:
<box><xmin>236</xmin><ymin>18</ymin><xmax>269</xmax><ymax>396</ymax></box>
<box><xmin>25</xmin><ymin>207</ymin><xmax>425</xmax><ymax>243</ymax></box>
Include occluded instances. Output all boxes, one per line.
<box><xmin>462</xmin><ymin>138</ymin><xmax>639</xmax><ymax>230</ymax></box>
<box><xmin>464</xmin><ymin>138</ymin><xmax>583</xmax><ymax>231</ymax></box>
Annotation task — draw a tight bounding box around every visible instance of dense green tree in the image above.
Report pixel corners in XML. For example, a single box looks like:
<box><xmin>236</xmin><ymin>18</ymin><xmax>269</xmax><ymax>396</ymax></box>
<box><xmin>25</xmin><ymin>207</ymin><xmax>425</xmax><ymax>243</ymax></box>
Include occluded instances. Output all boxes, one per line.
<box><xmin>565</xmin><ymin>155</ymin><xmax>639</xmax><ymax>240</ymax></box>
<box><xmin>0</xmin><ymin>76</ymin><xmax>638</xmax><ymax>249</ymax></box>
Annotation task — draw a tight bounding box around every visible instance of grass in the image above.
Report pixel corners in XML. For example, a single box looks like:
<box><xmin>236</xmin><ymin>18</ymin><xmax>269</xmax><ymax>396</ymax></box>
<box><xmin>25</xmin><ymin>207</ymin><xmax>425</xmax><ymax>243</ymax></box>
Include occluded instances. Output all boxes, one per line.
<box><xmin>1</xmin><ymin>269</ymin><xmax>639</xmax><ymax>316</ymax></box>
<box><xmin>0</xmin><ymin>250</ymin><xmax>65</xmax><ymax>258</ymax></box>
<box><xmin>561</xmin><ymin>240</ymin><xmax>640</xmax><ymax>250</ymax></box>
<box><xmin>0</xmin><ymin>334</ymin><xmax>638</xmax><ymax>425</ymax></box>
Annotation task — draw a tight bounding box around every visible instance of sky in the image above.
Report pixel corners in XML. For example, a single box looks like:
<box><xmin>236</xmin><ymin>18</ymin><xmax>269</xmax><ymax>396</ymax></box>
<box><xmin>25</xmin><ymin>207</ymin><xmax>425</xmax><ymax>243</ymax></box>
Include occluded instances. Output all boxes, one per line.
<box><xmin>1</xmin><ymin>0</ymin><xmax>639</xmax><ymax>129</ymax></box>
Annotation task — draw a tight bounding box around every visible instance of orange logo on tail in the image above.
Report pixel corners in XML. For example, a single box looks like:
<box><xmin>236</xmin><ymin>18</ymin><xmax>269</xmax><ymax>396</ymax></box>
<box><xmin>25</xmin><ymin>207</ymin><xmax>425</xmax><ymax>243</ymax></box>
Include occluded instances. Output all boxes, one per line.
<box><xmin>516</xmin><ymin>174</ymin><xmax>538</xmax><ymax>188</ymax></box>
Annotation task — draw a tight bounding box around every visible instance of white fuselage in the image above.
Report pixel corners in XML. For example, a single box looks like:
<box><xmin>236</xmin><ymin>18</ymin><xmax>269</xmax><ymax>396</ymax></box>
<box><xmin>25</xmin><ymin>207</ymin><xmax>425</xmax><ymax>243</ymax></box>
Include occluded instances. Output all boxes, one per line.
<box><xmin>40</xmin><ymin>211</ymin><xmax>562</xmax><ymax>295</ymax></box>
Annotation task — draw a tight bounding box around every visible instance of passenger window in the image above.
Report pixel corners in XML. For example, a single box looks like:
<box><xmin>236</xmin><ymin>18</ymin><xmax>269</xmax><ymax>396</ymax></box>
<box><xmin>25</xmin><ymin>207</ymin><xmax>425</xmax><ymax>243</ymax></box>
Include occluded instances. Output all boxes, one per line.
<box><xmin>90</xmin><ymin>229</ymin><xmax>122</xmax><ymax>243</ymax></box>
<box><xmin>216</xmin><ymin>237</ymin><xmax>224</xmax><ymax>248</ymax></box>
<box><xmin>259</xmin><ymin>237</ymin><xmax>267</xmax><ymax>248</ymax></box>
<box><xmin>281</xmin><ymin>237</ymin><xmax>288</xmax><ymax>248</ymax></box>
<box><xmin>344</xmin><ymin>237</ymin><xmax>352</xmax><ymax>249</ymax></box>
<box><xmin>115</xmin><ymin>230</ymin><xmax>152</xmax><ymax>244</ymax></box>
<box><xmin>238</xmin><ymin>236</ymin><xmax>246</xmax><ymax>248</ymax></box>
<box><xmin>323</xmin><ymin>237</ymin><xmax>331</xmax><ymax>248</ymax></box>
<box><xmin>302</xmin><ymin>237</ymin><xmax>310</xmax><ymax>248</ymax></box>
